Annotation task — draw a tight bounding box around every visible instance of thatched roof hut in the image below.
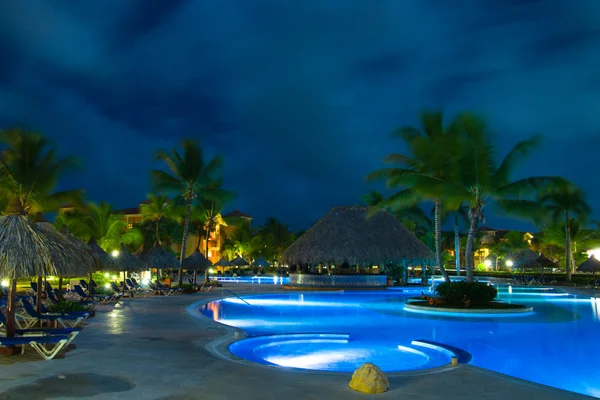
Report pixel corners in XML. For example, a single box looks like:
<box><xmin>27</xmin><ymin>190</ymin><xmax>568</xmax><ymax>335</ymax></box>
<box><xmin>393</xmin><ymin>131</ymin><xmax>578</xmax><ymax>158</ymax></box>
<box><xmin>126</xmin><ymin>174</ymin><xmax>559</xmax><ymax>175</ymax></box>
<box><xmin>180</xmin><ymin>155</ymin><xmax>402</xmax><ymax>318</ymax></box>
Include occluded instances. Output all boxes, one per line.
<box><xmin>214</xmin><ymin>257</ymin><xmax>234</xmax><ymax>267</ymax></box>
<box><xmin>577</xmin><ymin>255</ymin><xmax>600</xmax><ymax>273</ymax></box>
<box><xmin>87</xmin><ymin>236</ymin><xmax>119</xmax><ymax>270</ymax></box>
<box><xmin>135</xmin><ymin>243</ymin><xmax>179</xmax><ymax>270</ymax></box>
<box><xmin>231</xmin><ymin>256</ymin><xmax>249</xmax><ymax>266</ymax></box>
<box><xmin>183</xmin><ymin>249</ymin><xmax>212</xmax><ymax>270</ymax></box>
<box><xmin>510</xmin><ymin>249</ymin><xmax>542</xmax><ymax>269</ymax></box>
<box><xmin>282</xmin><ymin>206</ymin><xmax>435</xmax><ymax>266</ymax></box>
<box><xmin>113</xmin><ymin>243</ymin><xmax>147</xmax><ymax>272</ymax></box>
<box><xmin>252</xmin><ymin>256</ymin><xmax>270</xmax><ymax>267</ymax></box>
<box><xmin>536</xmin><ymin>254</ymin><xmax>559</xmax><ymax>270</ymax></box>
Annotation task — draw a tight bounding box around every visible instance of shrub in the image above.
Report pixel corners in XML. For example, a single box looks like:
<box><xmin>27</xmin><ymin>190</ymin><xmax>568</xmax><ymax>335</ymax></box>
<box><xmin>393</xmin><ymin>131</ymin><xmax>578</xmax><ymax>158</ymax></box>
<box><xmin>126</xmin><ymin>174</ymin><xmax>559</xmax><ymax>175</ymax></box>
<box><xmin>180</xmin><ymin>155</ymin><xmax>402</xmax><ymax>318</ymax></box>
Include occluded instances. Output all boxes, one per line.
<box><xmin>47</xmin><ymin>300</ymin><xmax>90</xmax><ymax>313</ymax></box>
<box><xmin>435</xmin><ymin>281</ymin><xmax>498</xmax><ymax>307</ymax></box>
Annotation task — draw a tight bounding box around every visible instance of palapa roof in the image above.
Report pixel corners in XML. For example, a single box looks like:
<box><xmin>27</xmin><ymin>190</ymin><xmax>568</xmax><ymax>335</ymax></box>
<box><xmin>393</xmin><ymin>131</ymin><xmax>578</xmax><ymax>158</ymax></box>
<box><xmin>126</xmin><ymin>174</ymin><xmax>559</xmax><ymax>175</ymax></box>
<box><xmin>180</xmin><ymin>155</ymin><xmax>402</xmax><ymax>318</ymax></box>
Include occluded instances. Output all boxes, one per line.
<box><xmin>113</xmin><ymin>243</ymin><xmax>148</xmax><ymax>272</ymax></box>
<box><xmin>57</xmin><ymin>226</ymin><xmax>103</xmax><ymax>274</ymax></box>
<box><xmin>135</xmin><ymin>243</ymin><xmax>179</xmax><ymax>270</ymax></box>
<box><xmin>87</xmin><ymin>236</ymin><xmax>119</xmax><ymax>270</ymax></box>
<box><xmin>252</xmin><ymin>256</ymin><xmax>270</xmax><ymax>267</ymax></box>
<box><xmin>577</xmin><ymin>255</ymin><xmax>600</xmax><ymax>273</ymax></box>
<box><xmin>183</xmin><ymin>249</ymin><xmax>213</xmax><ymax>270</ymax></box>
<box><xmin>536</xmin><ymin>254</ymin><xmax>559</xmax><ymax>270</ymax></box>
<box><xmin>0</xmin><ymin>198</ymin><xmax>100</xmax><ymax>279</ymax></box>
<box><xmin>231</xmin><ymin>255</ymin><xmax>249</xmax><ymax>266</ymax></box>
<box><xmin>510</xmin><ymin>249</ymin><xmax>543</xmax><ymax>269</ymax></box>
<box><xmin>282</xmin><ymin>206</ymin><xmax>435</xmax><ymax>266</ymax></box>
<box><xmin>214</xmin><ymin>257</ymin><xmax>234</xmax><ymax>267</ymax></box>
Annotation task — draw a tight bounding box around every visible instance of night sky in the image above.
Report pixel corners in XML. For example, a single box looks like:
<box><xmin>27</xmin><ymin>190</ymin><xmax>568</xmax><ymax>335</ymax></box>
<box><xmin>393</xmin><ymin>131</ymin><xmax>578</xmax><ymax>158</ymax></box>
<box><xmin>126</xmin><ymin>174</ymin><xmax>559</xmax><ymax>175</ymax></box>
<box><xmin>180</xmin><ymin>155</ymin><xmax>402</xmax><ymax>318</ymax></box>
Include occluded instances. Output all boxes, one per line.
<box><xmin>0</xmin><ymin>1</ymin><xmax>599</xmax><ymax>231</ymax></box>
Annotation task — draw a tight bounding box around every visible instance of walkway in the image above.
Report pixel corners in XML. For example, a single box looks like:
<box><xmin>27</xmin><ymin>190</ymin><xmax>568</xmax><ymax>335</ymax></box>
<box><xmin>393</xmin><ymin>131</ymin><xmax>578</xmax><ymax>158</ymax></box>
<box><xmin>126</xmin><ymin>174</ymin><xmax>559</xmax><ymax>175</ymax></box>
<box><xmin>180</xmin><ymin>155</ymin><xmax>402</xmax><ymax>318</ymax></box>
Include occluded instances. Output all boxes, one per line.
<box><xmin>0</xmin><ymin>284</ymin><xmax>592</xmax><ymax>399</ymax></box>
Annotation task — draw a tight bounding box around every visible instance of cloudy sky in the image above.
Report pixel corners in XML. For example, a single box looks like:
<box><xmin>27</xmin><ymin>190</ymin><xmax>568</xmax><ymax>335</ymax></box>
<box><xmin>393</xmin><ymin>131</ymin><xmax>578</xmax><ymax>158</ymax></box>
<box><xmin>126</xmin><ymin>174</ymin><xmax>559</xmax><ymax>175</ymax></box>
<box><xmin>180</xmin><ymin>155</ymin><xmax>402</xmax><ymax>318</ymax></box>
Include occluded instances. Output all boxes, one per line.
<box><xmin>0</xmin><ymin>0</ymin><xmax>598</xmax><ymax>231</ymax></box>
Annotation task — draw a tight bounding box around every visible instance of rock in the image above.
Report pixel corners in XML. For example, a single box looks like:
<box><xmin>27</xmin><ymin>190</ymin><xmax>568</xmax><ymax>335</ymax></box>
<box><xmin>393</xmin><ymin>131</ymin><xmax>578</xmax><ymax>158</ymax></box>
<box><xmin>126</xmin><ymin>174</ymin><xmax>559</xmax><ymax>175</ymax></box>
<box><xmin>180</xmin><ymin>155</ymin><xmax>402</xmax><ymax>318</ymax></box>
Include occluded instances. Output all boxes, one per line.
<box><xmin>349</xmin><ymin>362</ymin><xmax>389</xmax><ymax>394</ymax></box>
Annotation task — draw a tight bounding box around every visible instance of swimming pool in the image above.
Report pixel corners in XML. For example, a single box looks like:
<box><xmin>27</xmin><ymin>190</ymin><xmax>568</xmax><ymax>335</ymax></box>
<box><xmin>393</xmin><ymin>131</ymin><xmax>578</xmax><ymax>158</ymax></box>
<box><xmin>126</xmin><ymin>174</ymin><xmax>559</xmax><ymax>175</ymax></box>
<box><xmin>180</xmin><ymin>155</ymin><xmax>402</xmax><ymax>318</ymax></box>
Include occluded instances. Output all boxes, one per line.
<box><xmin>211</xmin><ymin>276</ymin><xmax>290</xmax><ymax>285</ymax></box>
<box><xmin>199</xmin><ymin>286</ymin><xmax>600</xmax><ymax>397</ymax></box>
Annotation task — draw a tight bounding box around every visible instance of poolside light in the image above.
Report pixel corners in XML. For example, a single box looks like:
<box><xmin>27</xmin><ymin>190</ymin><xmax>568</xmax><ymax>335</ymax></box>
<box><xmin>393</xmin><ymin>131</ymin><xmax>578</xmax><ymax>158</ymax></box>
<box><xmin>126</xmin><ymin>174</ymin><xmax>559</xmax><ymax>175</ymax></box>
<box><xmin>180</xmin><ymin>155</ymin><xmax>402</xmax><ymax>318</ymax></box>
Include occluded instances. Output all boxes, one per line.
<box><xmin>484</xmin><ymin>260</ymin><xmax>492</xmax><ymax>268</ymax></box>
<box><xmin>111</xmin><ymin>250</ymin><xmax>120</xmax><ymax>258</ymax></box>
<box><xmin>0</xmin><ymin>279</ymin><xmax>8</xmax><ymax>288</ymax></box>
<box><xmin>111</xmin><ymin>275</ymin><xmax>118</xmax><ymax>280</ymax></box>
<box><xmin>104</xmin><ymin>272</ymin><xmax>109</xmax><ymax>278</ymax></box>
<box><xmin>588</xmin><ymin>248</ymin><xmax>600</xmax><ymax>259</ymax></box>
<box><xmin>104</xmin><ymin>283</ymin><xmax>111</xmax><ymax>289</ymax></box>
<box><xmin>506</xmin><ymin>260</ymin><xmax>514</xmax><ymax>267</ymax></box>
<box><xmin>141</xmin><ymin>277</ymin><xmax>150</xmax><ymax>286</ymax></box>
<box><xmin>209</xmin><ymin>268</ymin><xmax>214</xmax><ymax>274</ymax></box>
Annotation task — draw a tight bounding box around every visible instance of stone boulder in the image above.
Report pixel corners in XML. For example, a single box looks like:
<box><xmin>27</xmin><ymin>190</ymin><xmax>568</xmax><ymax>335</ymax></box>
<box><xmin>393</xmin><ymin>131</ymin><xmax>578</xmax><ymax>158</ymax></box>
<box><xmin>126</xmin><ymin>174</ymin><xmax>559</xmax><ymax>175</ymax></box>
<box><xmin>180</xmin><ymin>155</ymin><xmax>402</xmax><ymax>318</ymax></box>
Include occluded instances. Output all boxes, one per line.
<box><xmin>349</xmin><ymin>362</ymin><xmax>389</xmax><ymax>394</ymax></box>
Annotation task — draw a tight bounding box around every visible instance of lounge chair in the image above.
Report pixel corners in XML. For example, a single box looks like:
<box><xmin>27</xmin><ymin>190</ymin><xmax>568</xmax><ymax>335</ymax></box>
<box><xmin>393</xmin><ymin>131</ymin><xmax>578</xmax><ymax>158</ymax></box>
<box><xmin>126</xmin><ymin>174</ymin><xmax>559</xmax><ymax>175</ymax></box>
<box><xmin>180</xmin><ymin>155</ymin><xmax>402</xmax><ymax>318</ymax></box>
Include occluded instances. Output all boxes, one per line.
<box><xmin>73</xmin><ymin>285</ymin><xmax>119</xmax><ymax>304</ymax></box>
<box><xmin>47</xmin><ymin>290</ymin><xmax>95</xmax><ymax>310</ymax></box>
<box><xmin>0</xmin><ymin>332</ymin><xmax>79</xmax><ymax>360</ymax></box>
<box><xmin>19</xmin><ymin>298</ymin><xmax>89</xmax><ymax>328</ymax></box>
<box><xmin>0</xmin><ymin>309</ymin><xmax>79</xmax><ymax>337</ymax></box>
<box><xmin>125</xmin><ymin>279</ymin><xmax>153</xmax><ymax>297</ymax></box>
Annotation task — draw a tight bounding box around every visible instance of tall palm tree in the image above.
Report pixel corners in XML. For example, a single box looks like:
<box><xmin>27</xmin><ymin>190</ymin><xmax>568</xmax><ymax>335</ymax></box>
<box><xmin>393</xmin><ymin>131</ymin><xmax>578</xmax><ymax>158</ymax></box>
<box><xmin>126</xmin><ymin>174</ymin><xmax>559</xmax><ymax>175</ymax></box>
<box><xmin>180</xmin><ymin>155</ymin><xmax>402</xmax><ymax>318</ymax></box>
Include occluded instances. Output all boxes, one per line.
<box><xmin>451</xmin><ymin>113</ymin><xmax>566</xmax><ymax>282</ymax></box>
<box><xmin>538</xmin><ymin>186</ymin><xmax>591</xmax><ymax>281</ymax></box>
<box><xmin>0</xmin><ymin>128</ymin><xmax>83</xmax><ymax>214</ymax></box>
<box><xmin>151</xmin><ymin>139</ymin><xmax>223</xmax><ymax>286</ymax></box>
<box><xmin>367</xmin><ymin>111</ymin><xmax>462</xmax><ymax>283</ymax></box>
<box><xmin>140</xmin><ymin>194</ymin><xmax>179</xmax><ymax>245</ymax></box>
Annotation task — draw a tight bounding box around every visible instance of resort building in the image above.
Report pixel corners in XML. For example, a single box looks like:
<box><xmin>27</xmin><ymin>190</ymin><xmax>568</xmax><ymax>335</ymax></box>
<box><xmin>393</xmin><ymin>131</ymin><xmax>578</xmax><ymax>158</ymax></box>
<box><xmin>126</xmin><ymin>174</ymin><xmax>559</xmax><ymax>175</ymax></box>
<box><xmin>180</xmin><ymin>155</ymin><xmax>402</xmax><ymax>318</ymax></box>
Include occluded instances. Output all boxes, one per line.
<box><xmin>474</xmin><ymin>226</ymin><xmax>534</xmax><ymax>264</ymax></box>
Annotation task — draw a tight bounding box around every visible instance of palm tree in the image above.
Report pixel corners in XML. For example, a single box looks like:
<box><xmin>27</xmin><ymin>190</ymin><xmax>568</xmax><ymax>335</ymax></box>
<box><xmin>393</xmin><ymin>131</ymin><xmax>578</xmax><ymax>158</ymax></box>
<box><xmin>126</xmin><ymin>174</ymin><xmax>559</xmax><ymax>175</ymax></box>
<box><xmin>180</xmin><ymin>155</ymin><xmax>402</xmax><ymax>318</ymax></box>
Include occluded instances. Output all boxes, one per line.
<box><xmin>538</xmin><ymin>186</ymin><xmax>591</xmax><ymax>281</ymax></box>
<box><xmin>258</xmin><ymin>217</ymin><xmax>296</xmax><ymax>264</ymax></box>
<box><xmin>450</xmin><ymin>114</ymin><xmax>568</xmax><ymax>282</ymax></box>
<box><xmin>140</xmin><ymin>194</ymin><xmax>179</xmax><ymax>245</ymax></box>
<box><xmin>367</xmin><ymin>111</ymin><xmax>463</xmax><ymax>283</ymax></box>
<box><xmin>195</xmin><ymin>180</ymin><xmax>235</xmax><ymax>260</ymax></box>
<box><xmin>151</xmin><ymin>139</ymin><xmax>223</xmax><ymax>286</ymax></box>
<box><xmin>55</xmin><ymin>202</ymin><xmax>142</xmax><ymax>251</ymax></box>
<box><xmin>0</xmin><ymin>128</ymin><xmax>83</xmax><ymax>214</ymax></box>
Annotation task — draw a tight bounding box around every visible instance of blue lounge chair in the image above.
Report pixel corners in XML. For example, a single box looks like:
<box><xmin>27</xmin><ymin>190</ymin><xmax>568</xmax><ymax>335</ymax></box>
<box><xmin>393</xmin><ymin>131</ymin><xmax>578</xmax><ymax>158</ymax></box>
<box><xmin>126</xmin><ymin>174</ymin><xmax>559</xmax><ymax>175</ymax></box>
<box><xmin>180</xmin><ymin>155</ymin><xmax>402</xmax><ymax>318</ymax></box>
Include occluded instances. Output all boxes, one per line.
<box><xmin>74</xmin><ymin>285</ymin><xmax>119</xmax><ymax>304</ymax></box>
<box><xmin>0</xmin><ymin>309</ymin><xmax>79</xmax><ymax>337</ymax></box>
<box><xmin>19</xmin><ymin>298</ymin><xmax>89</xmax><ymax>328</ymax></box>
<box><xmin>0</xmin><ymin>331</ymin><xmax>79</xmax><ymax>360</ymax></box>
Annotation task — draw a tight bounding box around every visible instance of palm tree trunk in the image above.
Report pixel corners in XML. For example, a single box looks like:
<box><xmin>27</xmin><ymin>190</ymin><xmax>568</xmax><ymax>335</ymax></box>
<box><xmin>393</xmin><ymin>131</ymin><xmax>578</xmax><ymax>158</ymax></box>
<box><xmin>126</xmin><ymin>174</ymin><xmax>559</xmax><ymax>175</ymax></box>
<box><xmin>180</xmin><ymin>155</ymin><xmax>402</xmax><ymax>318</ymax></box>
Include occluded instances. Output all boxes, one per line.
<box><xmin>179</xmin><ymin>196</ymin><xmax>192</xmax><ymax>287</ymax></box>
<box><xmin>434</xmin><ymin>200</ymin><xmax>450</xmax><ymax>283</ymax></box>
<box><xmin>454</xmin><ymin>214</ymin><xmax>460</xmax><ymax>276</ymax></box>
<box><xmin>6</xmin><ymin>279</ymin><xmax>17</xmax><ymax>337</ymax></box>
<box><xmin>156</xmin><ymin>219</ymin><xmax>160</xmax><ymax>245</ymax></box>
<box><xmin>205</xmin><ymin>223</ymin><xmax>211</xmax><ymax>259</ymax></box>
<box><xmin>565</xmin><ymin>210</ymin><xmax>572</xmax><ymax>282</ymax></box>
<box><xmin>465</xmin><ymin>208</ymin><xmax>481</xmax><ymax>283</ymax></box>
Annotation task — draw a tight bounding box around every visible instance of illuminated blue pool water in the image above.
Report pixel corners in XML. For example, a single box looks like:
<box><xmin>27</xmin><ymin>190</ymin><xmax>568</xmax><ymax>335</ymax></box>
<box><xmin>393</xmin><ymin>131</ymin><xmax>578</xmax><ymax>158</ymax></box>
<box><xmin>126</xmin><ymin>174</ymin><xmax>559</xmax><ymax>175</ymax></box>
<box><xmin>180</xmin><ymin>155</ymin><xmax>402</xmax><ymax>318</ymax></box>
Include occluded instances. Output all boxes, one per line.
<box><xmin>211</xmin><ymin>276</ymin><xmax>289</xmax><ymax>285</ymax></box>
<box><xmin>200</xmin><ymin>286</ymin><xmax>600</xmax><ymax>397</ymax></box>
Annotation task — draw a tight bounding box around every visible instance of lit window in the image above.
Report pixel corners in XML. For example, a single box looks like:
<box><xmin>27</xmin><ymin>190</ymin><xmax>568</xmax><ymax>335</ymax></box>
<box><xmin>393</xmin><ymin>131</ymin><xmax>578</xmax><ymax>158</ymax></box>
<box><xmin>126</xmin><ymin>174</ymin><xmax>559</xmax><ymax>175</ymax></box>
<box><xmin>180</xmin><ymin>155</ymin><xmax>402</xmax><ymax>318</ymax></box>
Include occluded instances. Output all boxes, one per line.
<box><xmin>127</xmin><ymin>223</ymin><xmax>133</xmax><ymax>229</ymax></box>
<box><xmin>208</xmin><ymin>251</ymin><xmax>212</xmax><ymax>257</ymax></box>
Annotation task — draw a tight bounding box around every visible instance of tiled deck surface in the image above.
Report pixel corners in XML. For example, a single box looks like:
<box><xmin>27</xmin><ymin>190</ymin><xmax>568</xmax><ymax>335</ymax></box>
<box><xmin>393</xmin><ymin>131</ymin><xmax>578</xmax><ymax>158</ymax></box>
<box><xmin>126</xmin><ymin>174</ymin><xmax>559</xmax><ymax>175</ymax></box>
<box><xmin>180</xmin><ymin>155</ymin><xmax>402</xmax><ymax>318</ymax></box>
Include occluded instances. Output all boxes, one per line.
<box><xmin>0</xmin><ymin>283</ymin><xmax>593</xmax><ymax>399</ymax></box>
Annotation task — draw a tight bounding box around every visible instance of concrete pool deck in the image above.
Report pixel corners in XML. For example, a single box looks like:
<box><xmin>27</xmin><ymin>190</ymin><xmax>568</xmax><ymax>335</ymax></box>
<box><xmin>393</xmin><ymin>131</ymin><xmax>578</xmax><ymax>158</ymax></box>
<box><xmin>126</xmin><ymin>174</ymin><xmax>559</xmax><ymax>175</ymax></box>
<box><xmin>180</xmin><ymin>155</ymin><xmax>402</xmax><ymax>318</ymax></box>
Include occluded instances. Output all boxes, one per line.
<box><xmin>0</xmin><ymin>283</ymin><xmax>593</xmax><ymax>400</ymax></box>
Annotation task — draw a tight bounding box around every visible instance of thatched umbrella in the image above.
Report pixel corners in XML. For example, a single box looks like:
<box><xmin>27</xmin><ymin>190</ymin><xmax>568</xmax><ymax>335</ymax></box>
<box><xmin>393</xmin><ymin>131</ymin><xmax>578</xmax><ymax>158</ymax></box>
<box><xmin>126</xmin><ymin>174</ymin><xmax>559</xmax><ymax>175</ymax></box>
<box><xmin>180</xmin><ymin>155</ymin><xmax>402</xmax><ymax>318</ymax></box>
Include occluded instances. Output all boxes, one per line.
<box><xmin>214</xmin><ymin>257</ymin><xmax>234</xmax><ymax>273</ymax></box>
<box><xmin>577</xmin><ymin>255</ymin><xmax>600</xmax><ymax>287</ymax></box>
<box><xmin>183</xmin><ymin>249</ymin><xmax>212</xmax><ymax>284</ymax></box>
<box><xmin>135</xmin><ymin>243</ymin><xmax>179</xmax><ymax>284</ymax></box>
<box><xmin>0</xmin><ymin>198</ymin><xmax>100</xmax><ymax>338</ymax></box>
<box><xmin>113</xmin><ymin>243</ymin><xmax>148</xmax><ymax>293</ymax></box>
<box><xmin>252</xmin><ymin>256</ymin><xmax>270</xmax><ymax>267</ymax></box>
<box><xmin>282</xmin><ymin>206</ymin><xmax>435</xmax><ymax>268</ymax></box>
<box><xmin>508</xmin><ymin>249</ymin><xmax>542</xmax><ymax>278</ymax></box>
<box><xmin>35</xmin><ymin>215</ymin><xmax>100</xmax><ymax>312</ymax></box>
<box><xmin>231</xmin><ymin>256</ymin><xmax>249</xmax><ymax>267</ymax></box>
<box><xmin>58</xmin><ymin>226</ymin><xmax>104</xmax><ymax>298</ymax></box>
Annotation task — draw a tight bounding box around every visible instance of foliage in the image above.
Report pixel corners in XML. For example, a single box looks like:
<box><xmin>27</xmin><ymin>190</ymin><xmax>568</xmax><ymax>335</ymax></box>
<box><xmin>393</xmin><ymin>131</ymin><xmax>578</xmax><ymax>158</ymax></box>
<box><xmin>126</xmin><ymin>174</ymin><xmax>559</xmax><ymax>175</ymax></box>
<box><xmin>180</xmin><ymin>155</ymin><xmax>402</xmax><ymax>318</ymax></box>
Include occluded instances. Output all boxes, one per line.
<box><xmin>0</xmin><ymin>128</ymin><xmax>83</xmax><ymax>214</ymax></box>
<box><xmin>151</xmin><ymin>139</ymin><xmax>224</xmax><ymax>286</ymax></box>
<box><xmin>47</xmin><ymin>300</ymin><xmax>90</xmax><ymax>313</ymax></box>
<box><xmin>435</xmin><ymin>281</ymin><xmax>498</xmax><ymax>306</ymax></box>
<box><xmin>55</xmin><ymin>201</ymin><xmax>143</xmax><ymax>252</ymax></box>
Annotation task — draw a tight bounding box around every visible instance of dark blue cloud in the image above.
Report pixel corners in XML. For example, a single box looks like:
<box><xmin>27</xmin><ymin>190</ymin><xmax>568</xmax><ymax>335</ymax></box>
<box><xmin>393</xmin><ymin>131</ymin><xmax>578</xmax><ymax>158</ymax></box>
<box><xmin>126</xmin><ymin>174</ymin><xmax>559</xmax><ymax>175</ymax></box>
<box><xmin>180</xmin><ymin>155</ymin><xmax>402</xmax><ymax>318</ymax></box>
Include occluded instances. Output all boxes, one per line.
<box><xmin>0</xmin><ymin>0</ymin><xmax>598</xmax><ymax>231</ymax></box>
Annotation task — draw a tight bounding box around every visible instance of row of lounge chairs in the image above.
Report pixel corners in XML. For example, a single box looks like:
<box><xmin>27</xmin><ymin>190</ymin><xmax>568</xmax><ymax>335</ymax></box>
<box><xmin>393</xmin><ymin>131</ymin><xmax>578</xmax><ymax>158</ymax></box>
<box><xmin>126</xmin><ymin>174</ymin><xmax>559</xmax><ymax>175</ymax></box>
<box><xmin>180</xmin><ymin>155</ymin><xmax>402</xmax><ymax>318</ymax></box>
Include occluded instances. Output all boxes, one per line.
<box><xmin>0</xmin><ymin>294</ymin><xmax>90</xmax><ymax>360</ymax></box>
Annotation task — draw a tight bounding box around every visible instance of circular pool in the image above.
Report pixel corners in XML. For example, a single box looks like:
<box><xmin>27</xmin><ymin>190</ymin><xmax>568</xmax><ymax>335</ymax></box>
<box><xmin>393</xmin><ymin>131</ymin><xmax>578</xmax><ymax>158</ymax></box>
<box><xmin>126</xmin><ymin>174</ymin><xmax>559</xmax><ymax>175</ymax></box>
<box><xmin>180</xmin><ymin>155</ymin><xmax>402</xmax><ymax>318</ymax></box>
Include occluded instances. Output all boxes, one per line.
<box><xmin>229</xmin><ymin>333</ymin><xmax>454</xmax><ymax>372</ymax></box>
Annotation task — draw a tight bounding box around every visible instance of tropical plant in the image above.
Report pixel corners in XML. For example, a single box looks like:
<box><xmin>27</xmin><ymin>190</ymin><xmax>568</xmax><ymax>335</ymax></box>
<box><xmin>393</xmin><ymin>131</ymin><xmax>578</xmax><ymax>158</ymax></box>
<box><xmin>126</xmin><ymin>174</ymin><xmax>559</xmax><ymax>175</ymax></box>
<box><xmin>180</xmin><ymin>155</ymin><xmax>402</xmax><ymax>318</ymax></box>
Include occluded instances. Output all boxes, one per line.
<box><xmin>449</xmin><ymin>113</ymin><xmax>566</xmax><ymax>282</ymax></box>
<box><xmin>151</xmin><ymin>139</ymin><xmax>224</xmax><ymax>286</ymax></box>
<box><xmin>55</xmin><ymin>201</ymin><xmax>142</xmax><ymax>251</ymax></box>
<box><xmin>256</xmin><ymin>217</ymin><xmax>296</xmax><ymax>264</ymax></box>
<box><xmin>140</xmin><ymin>194</ymin><xmax>180</xmax><ymax>245</ymax></box>
<box><xmin>366</xmin><ymin>111</ymin><xmax>462</xmax><ymax>283</ymax></box>
<box><xmin>194</xmin><ymin>179</ymin><xmax>235</xmax><ymax>259</ymax></box>
<box><xmin>0</xmin><ymin>128</ymin><xmax>83</xmax><ymax>214</ymax></box>
<box><xmin>221</xmin><ymin>220</ymin><xmax>255</xmax><ymax>262</ymax></box>
<box><xmin>538</xmin><ymin>186</ymin><xmax>591</xmax><ymax>280</ymax></box>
